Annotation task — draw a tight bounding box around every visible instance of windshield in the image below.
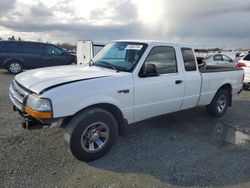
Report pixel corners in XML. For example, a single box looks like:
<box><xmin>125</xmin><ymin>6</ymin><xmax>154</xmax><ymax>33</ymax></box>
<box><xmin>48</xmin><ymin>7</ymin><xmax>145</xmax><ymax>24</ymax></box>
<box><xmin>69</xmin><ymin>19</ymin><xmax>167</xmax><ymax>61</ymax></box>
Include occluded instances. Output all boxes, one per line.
<box><xmin>92</xmin><ymin>42</ymin><xmax>147</xmax><ymax>72</ymax></box>
<box><xmin>205</xmin><ymin>54</ymin><xmax>213</xmax><ymax>59</ymax></box>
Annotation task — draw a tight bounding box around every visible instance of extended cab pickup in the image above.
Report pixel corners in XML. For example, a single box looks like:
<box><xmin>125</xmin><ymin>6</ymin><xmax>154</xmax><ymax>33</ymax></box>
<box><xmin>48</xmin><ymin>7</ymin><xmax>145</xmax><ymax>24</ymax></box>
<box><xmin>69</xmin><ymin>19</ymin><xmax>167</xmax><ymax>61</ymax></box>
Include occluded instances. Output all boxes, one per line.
<box><xmin>9</xmin><ymin>40</ymin><xmax>244</xmax><ymax>161</ymax></box>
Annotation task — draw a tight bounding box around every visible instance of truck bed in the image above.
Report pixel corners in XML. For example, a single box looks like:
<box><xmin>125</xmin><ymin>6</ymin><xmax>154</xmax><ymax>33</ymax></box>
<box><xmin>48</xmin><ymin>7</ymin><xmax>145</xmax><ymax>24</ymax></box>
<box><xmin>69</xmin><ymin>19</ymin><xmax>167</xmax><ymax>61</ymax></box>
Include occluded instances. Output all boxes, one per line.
<box><xmin>199</xmin><ymin>65</ymin><xmax>242</xmax><ymax>73</ymax></box>
<box><xmin>198</xmin><ymin>65</ymin><xmax>243</xmax><ymax>107</ymax></box>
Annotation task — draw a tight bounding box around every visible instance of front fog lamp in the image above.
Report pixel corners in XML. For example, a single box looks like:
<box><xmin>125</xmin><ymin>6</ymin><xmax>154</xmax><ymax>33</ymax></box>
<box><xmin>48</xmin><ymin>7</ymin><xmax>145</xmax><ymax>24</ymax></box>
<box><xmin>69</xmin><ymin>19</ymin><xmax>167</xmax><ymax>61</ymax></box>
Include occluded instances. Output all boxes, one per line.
<box><xmin>25</xmin><ymin>95</ymin><xmax>52</xmax><ymax>119</ymax></box>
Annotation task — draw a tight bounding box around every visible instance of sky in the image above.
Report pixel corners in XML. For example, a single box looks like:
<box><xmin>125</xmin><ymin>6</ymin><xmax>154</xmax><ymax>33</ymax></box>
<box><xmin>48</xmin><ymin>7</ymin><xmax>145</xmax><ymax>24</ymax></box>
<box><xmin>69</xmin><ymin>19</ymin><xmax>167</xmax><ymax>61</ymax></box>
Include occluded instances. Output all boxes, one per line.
<box><xmin>0</xmin><ymin>0</ymin><xmax>250</xmax><ymax>48</ymax></box>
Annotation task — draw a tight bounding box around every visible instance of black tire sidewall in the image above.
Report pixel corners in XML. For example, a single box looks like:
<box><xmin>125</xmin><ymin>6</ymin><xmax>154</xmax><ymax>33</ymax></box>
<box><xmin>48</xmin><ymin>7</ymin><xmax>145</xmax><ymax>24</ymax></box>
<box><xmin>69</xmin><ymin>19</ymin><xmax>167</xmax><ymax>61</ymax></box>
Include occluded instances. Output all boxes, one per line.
<box><xmin>68</xmin><ymin>108</ymin><xmax>117</xmax><ymax>161</ymax></box>
<box><xmin>243</xmin><ymin>84</ymin><xmax>249</xmax><ymax>90</ymax></box>
<box><xmin>7</xmin><ymin>61</ymin><xmax>23</xmax><ymax>74</ymax></box>
<box><xmin>207</xmin><ymin>89</ymin><xmax>229</xmax><ymax>117</ymax></box>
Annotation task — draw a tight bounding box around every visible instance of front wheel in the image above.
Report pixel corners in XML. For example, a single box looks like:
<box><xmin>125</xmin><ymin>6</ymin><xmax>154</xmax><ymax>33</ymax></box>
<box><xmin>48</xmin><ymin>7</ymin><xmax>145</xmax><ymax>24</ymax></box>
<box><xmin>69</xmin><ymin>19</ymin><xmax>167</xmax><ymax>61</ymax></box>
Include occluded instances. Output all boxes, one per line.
<box><xmin>64</xmin><ymin>108</ymin><xmax>118</xmax><ymax>161</ymax></box>
<box><xmin>7</xmin><ymin>61</ymin><xmax>23</xmax><ymax>74</ymax></box>
<box><xmin>206</xmin><ymin>89</ymin><xmax>229</xmax><ymax>117</ymax></box>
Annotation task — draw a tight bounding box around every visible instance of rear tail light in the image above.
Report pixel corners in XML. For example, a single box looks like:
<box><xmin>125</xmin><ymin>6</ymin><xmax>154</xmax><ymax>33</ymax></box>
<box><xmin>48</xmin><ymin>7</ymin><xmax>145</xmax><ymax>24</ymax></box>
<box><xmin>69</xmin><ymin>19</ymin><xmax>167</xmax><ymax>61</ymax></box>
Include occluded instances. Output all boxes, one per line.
<box><xmin>235</xmin><ymin>62</ymin><xmax>246</xmax><ymax>68</ymax></box>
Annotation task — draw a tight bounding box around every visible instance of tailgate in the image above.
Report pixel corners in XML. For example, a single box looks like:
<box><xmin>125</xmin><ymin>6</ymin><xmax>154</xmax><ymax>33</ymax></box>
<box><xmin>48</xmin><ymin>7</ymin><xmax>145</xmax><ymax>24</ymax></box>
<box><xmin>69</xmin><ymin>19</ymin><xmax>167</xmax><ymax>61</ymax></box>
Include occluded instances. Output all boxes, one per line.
<box><xmin>243</xmin><ymin>66</ymin><xmax>250</xmax><ymax>82</ymax></box>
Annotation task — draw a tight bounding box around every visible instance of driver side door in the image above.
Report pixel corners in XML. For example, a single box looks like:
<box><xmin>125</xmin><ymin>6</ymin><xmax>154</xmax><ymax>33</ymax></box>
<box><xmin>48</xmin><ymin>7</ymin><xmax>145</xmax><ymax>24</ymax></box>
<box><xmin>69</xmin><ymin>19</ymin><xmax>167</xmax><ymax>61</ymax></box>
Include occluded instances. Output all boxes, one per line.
<box><xmin>133</xmin><ymin>46</ymin><xmax>185</xmax><ymax>122</ymax></box>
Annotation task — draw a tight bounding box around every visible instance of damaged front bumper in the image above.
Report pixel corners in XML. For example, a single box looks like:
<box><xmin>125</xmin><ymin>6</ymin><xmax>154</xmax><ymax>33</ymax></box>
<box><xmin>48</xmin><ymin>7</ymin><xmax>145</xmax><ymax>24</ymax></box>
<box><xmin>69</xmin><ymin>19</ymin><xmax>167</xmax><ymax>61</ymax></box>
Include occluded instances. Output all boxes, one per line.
<box><xmin>14</xmin><ymin>106</ymin><xmax>64</xmax><ymax>130</ymax></box>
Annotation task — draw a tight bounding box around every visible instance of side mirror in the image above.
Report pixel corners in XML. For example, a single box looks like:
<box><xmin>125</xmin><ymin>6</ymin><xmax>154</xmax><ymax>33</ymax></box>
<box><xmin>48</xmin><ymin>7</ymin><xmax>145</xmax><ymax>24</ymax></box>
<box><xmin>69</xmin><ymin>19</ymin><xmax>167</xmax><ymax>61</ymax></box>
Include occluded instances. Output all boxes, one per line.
<box><xmin>140</xmin><ymin>63</ymin><xmax>158</xmax><ymax>77</ymax></box>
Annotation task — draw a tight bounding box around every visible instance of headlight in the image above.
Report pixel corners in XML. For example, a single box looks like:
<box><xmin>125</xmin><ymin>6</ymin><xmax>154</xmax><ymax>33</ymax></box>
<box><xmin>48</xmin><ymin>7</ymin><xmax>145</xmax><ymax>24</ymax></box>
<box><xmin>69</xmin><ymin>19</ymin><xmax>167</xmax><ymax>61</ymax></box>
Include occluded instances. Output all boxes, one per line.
<box><xmin>26</xmin><ymin>95</ymin><xmax>52</xmax><ymax>112</ymax></box>
<box><xmin>24</xmin><ymin>95</ymin><xmax>52</xmax><ymax>119</ymax></box>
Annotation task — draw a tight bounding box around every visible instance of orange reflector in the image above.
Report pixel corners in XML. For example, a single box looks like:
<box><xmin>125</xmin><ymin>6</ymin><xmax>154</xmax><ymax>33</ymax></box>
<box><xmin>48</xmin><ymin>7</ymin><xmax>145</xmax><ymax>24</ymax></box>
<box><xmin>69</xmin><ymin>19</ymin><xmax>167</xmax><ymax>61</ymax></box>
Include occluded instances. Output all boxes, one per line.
<box><xmin>24</xmin><ymin>106</ymin><xmax>52</xmax><ymax>119</ymax></box>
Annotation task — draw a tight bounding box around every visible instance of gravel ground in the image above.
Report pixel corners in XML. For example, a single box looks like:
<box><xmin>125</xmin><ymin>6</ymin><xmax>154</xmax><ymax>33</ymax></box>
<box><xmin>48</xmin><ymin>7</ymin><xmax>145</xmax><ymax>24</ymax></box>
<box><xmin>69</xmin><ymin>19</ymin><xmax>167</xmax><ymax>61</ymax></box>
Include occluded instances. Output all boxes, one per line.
<box><xmin>1</xmin><ymin>69</ymin><xmax>250</xmax><ymax>188</ymax></box>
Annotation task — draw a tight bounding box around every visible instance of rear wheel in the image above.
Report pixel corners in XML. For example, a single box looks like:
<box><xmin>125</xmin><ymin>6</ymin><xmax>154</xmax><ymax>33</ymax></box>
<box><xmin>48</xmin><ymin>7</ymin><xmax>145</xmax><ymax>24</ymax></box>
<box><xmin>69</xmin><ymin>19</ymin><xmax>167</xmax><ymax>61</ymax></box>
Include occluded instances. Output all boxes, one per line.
<box><xmin>206</xmin><ymin>89</ymin><xmax>229</xmax><ymax>117</ymax></box>
<box><xmin>243</xmin><ymin>84</ymin><xmax>249</xmax><ymax>90</ymax></box>
<box><xmin>7</xmin><ymin>61</ymin><xmax>23</xmax><ymax>74</ymax></box>
<box><xmin>64</xmin><ymin>108</ymin><xmax>118</xmax><ymax>161</ymax></box>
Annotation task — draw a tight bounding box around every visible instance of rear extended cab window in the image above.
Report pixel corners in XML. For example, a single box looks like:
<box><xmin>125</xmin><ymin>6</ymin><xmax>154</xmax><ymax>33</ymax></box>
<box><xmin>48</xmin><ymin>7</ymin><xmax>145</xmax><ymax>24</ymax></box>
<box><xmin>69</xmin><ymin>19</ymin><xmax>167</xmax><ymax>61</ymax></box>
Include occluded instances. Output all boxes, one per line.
<box><xmin>181</xmin><ymin>48</ymin><xmax>197</xmax><ymax>71</ymax></box>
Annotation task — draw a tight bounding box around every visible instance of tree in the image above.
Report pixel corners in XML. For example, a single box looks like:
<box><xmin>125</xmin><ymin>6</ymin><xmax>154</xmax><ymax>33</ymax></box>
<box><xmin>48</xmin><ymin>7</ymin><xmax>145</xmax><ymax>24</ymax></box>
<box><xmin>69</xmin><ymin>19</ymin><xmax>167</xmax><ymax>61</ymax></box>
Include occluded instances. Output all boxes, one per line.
<box><xmin>8</xmin><ymin>36</ymin><xmax>15</xmax><ymax>41</ymax></box>
<box><xmin>57</xmin><ymin>42</ymin><xmax>76</xmax><ymax>50</ymax></box>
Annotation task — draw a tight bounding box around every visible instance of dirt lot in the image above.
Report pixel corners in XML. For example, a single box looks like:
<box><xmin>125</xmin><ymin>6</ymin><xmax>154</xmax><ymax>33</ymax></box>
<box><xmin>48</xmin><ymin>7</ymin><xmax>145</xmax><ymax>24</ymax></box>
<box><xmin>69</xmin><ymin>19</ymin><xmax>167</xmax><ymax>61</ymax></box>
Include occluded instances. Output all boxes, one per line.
<box><xmin>1</xmin><ymin>69</ymin><xmax>250</xmax><ymax>188</ymax></box>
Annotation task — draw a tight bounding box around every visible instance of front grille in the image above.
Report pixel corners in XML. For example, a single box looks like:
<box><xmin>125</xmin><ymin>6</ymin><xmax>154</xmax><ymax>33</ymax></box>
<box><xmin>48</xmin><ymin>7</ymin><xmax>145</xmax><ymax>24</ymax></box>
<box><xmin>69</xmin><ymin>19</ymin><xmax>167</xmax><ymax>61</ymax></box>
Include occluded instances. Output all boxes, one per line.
<box><xmin>9</xmin><ymin>81</ymin><xmax>29</xmax><ymax>111</ymax></box>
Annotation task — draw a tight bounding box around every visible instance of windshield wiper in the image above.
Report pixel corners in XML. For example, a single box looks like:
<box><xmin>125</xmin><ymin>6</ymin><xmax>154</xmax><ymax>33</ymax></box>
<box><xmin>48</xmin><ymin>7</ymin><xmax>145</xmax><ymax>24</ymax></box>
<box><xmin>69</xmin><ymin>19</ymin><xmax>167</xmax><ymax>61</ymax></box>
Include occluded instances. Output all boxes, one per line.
<box><xmin>97</xmin><ymin>60</ymin><xmax>119</xmax><ymax>72</ymax></box>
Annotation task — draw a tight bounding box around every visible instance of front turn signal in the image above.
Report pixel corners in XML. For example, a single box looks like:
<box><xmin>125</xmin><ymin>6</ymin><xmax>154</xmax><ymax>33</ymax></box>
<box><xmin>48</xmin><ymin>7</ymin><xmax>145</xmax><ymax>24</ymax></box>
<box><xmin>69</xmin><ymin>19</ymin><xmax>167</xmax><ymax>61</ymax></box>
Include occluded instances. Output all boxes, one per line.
<box><xmin>24</xmin><ymin>106</ymin><xmax>52</xmax><ymax>119</ymax></box>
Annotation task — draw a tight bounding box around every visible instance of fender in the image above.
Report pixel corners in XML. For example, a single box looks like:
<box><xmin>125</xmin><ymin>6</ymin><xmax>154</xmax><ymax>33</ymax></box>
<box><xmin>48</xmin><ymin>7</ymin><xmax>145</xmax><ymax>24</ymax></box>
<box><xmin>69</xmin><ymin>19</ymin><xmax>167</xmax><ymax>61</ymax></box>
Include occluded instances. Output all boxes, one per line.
<box><xmin>3</xmin><ymin>57</ymin><xmax>25</xmax><ymax>68</ymax></box>
<box><xmin>53</xmin><ymin>94</ymin><xmax>122</xmax><ymax>118</ymax></box>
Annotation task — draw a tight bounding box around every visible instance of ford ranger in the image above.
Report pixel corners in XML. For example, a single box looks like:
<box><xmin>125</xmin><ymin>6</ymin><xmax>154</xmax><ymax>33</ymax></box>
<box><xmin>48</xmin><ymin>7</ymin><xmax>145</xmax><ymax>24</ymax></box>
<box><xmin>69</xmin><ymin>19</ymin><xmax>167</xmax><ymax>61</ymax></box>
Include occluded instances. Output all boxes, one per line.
<box><xmin>9</xmin><ymin>40</ymin><xmax>244</xmax><ymax>161</ymax></box>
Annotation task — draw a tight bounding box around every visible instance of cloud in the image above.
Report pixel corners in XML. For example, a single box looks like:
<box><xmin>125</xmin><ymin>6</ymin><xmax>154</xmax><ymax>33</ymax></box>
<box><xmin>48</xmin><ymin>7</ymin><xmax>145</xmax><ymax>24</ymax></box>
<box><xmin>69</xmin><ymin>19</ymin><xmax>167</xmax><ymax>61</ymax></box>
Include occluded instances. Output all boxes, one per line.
<box><xmin>0</xmin><ymin>20</ymin><xmax>146</xmax><ymax>41</ymax></box>
<box><xmin>30</xmin><ymin>3</ymin><xmax>53</xmax><ymax>17</ymax></box>
<box><xmin>0</xmin><ymin>0</ymin><xmax>17</xmax><ymax>17</ymax></box>
<box><xmin>89</xmin><ymin>0</ymin><xmax>138</xmax><ymax>24</ymax></box>
<box><xmin>161</xmin><ymin>0</ymin><xmax>250</xmax><ymax>39</ymax></box>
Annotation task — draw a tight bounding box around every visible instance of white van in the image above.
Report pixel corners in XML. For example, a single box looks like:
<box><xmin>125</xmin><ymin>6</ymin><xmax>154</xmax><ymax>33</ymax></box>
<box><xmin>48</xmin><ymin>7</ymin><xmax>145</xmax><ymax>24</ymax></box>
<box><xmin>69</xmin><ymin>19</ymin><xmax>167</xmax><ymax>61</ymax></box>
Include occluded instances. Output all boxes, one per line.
<box><xmin>76</xmin><ymin>40</ymin><xmax>106</xmax><ymax>66</ymax></box>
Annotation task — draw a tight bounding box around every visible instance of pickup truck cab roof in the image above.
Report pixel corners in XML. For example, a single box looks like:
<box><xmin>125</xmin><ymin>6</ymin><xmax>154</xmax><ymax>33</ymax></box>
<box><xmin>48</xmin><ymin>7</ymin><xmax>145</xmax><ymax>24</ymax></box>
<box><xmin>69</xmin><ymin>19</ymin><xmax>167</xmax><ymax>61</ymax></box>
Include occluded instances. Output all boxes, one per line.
<box><xmin>114</xmin><ymin>39</ymin><xmax>192</xmax><ymax>47</ymax></box>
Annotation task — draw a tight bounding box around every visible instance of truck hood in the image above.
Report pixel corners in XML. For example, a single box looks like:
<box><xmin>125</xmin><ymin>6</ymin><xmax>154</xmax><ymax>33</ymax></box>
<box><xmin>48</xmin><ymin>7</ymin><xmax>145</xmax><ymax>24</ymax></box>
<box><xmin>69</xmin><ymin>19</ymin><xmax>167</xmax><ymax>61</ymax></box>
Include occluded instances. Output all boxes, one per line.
<box><xmin>15</xmin><ymin>65</ymin><xmax>118</xmax><ymax>94</ymax></box>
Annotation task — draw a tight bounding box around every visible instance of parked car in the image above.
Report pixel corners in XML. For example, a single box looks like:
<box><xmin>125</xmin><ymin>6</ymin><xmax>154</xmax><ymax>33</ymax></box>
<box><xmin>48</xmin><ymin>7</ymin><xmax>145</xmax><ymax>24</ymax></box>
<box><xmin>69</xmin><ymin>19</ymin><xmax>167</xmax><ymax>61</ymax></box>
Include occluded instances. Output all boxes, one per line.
<box><xmin>204</xmin><ymin>53</ymin><xmax>235</xmax><ymax>67</ymax></box>
<box><xmin>0</xmin><ymin>41</ymin><xmax>76</xmax><ymax>74</ymax></box>
<box><xmin>236</xmin><ymin>53</ymin><xmax>250</xmax><ymax>90</ymax></box>
<box><xmin>9</xmin><ymin>40</ymin><xmax>244</xmax><ymax>161</ymax></box>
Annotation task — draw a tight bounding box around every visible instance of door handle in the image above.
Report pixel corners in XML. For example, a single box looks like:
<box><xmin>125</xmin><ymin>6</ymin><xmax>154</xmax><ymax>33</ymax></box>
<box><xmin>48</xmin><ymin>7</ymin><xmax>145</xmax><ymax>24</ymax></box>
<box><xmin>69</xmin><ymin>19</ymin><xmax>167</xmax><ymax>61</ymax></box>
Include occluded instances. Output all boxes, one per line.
<box><xmin>175</xmin><ymin>80</ymin><xmax>183</xmax><ymax>84</ymax></box>
<box><xmin>117</xmin><ymin>89</ymin><xmax>130</xmax><ymax>94</ymax></box>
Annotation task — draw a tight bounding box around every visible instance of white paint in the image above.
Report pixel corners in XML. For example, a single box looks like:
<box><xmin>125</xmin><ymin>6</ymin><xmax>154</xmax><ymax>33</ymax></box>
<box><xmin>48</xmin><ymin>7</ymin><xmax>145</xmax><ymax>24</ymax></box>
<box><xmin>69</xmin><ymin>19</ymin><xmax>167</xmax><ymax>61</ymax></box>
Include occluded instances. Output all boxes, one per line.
<box><xmin>76</xmin><ymin>40</ymin><xmax>106</xmax><ymax>66</ymax></box>
<box><xmin>13</xmin><ymin>40</ymin><xmax>244</xmax><ymax>125</ymax></box>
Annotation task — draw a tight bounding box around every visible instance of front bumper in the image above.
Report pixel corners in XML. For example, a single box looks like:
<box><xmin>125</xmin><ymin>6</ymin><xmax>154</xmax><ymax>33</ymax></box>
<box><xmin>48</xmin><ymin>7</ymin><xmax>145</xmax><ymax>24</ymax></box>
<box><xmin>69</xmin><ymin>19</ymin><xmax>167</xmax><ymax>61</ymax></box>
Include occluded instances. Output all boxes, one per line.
<box><xmin>9</xmin><ymin>81</ymin><xmax>63</xmax><ymax>130</ymax></box>
<box><xmin>14</xmin><ymin>106</ymin><xmax>64</xmax><ymax>130</ymax></box>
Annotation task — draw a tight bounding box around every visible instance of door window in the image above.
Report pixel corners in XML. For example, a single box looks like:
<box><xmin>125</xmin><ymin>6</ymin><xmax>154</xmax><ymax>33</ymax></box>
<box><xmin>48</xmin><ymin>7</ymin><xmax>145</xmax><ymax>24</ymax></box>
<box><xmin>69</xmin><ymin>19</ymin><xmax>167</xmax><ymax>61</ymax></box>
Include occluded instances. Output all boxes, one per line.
<box><xmin>222</xmin><ymin>55</ymin><xmax>232</xmax><ymax>62</ymax></box>
<box><xmin>144</xmin><ymin>46</ymin><xmax>177</xmax><ymax>74</ymax></box>
<box><xmin>213</xmin><ymin>54</ymin><xmax>223</xmax><ymax>61</ymax></box>
<box><xmin>47</xmin><ymin>45</ymin><xmax>63</xmax><ymax>55</ymax></box>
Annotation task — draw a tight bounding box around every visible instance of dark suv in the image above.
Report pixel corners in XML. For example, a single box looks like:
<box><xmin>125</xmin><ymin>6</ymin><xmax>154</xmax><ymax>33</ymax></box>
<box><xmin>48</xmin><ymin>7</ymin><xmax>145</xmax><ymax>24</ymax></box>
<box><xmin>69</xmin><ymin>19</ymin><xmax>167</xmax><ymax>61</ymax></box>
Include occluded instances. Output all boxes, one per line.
<box><xmin>0</xmin><ymin>41</ymin><xmax>76</xmax><ymax>74</ymax></box>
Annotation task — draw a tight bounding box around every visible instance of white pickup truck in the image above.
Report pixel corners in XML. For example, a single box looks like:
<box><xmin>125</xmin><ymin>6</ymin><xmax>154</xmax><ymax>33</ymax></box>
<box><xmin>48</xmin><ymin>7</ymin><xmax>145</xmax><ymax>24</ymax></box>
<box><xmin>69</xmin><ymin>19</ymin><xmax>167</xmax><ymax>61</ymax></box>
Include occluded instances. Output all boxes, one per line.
<box><xmin>9</xmin><ymin>40</ymin><xmax>244</xmax><ymax>161</ymax></box>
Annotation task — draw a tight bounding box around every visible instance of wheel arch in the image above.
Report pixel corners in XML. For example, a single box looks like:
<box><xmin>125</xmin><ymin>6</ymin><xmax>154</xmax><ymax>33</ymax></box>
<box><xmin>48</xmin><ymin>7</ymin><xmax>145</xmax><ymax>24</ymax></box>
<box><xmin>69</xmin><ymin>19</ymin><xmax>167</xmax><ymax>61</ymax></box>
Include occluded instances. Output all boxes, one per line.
<box><xmin>4</xmin><ymin>58</ymin><xmax>24</xmax><ymax>69</ymax></box>
<box><xmin>216</xmin><ymin>83</ymin><xmax>232</xmax><ymax>106</ymax></box>
<box><xmin>62</xmin><ymin>103</ymin><xmax>127</xmax><ymax>136</ymax></box>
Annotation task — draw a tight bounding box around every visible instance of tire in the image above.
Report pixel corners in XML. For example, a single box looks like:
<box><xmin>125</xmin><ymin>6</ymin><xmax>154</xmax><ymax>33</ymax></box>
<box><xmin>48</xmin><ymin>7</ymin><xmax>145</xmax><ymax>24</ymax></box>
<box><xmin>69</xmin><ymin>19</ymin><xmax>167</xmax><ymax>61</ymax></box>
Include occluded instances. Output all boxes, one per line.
<box><xmin>206</xmin><ymin>89</ymin><xmax>229</xmax><ymax>117</ymax></box>
<box><xmin>64</xmin><ymin>108</ymin><xmax>118</xmax><ymax>161</ymax></box>
<box><xmin>243</xmin><ymin>84</ymin><xmax>249</xmax><ymax>90</ymax></box>
<box><xmin>7</xmin><ymin>61</ymin><xmax>23</xmax><ymax>74</ymax></box>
